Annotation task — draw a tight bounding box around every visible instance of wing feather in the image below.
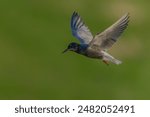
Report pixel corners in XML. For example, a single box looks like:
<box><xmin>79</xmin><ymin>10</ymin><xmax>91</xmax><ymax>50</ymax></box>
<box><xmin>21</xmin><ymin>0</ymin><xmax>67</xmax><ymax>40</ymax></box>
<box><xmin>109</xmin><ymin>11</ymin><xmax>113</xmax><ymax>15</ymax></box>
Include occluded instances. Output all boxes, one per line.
<box><xmin>71</xmin><ymin>12</ymin><xmax>93</xmax><ymax>44</ymax></box>
<box><xmin>89</xmin><ymin>13</ymin><xmax>130</xmax><ymax>50</ymax></box>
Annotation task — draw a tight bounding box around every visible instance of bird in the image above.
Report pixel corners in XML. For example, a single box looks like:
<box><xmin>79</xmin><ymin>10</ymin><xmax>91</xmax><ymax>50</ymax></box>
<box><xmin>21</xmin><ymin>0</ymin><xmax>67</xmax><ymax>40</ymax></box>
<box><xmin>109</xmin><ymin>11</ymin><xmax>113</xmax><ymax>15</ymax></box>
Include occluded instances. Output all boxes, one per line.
<box><xmin>63</xmin><ymin>12</ymin><xmax>130</xmax><ymax>65</ymax></box>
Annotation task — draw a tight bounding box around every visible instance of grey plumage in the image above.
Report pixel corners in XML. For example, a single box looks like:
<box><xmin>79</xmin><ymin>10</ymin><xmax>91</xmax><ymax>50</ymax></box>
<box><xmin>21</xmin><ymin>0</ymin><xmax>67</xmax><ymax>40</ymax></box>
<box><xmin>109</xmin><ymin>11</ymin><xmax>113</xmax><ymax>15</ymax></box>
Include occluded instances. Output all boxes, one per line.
<box><xmin>64</xmin><ymin>12</ymin><xmax>130</xmax><ymax>65</ymax></box>
<box><xmin>89</xmin><ymin>13</ymin><xmax>129</xmax><ymax>50</ymax></box>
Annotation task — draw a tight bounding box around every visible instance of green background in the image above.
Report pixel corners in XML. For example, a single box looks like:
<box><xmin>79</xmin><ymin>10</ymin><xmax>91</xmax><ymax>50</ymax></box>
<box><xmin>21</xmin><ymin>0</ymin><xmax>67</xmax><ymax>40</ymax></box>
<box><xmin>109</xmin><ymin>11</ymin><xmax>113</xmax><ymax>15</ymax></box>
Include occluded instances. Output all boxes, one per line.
<box><xmin>0</xmin><ymin>0</ymin><xmax>149</xmax><ymax>99</ymax></box>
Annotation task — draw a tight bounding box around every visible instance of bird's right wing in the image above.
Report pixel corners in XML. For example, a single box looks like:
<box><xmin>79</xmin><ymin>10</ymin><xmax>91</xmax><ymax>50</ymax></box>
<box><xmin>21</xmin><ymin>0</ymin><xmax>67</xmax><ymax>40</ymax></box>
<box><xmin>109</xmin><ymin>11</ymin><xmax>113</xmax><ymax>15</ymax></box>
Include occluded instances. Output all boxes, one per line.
<box><xmin>71</xmin><ymin>12</ymin><xmax>93</xmax><ymax>44</ymax></box>
<box><xmin>89</xmin><ymin>13</ymin><xmax>130</xmax><ymax>50</ymax></box>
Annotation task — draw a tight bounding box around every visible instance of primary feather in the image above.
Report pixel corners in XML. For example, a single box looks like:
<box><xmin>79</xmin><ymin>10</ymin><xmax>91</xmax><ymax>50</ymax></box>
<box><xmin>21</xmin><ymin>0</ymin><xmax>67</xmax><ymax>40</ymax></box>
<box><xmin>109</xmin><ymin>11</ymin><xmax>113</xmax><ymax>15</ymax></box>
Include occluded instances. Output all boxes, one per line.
<box><xmin>71</xmin><ymin>12</ymin><xmax>93</xmax><ymax>44</ymax></box>
<box><xmin>89</xmin><ymin>13</ymin><xmax>130</xmax><ymax>50</ymax></box>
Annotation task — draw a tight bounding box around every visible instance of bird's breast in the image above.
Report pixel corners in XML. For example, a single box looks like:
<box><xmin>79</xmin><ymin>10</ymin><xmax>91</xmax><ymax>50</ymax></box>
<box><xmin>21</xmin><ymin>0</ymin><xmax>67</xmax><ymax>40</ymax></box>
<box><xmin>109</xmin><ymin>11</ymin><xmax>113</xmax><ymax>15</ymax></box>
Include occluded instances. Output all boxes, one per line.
<box><xmin>84</xmin><ymin>47</ymin><xmax>103</xmax><ymax>59</ymax></box>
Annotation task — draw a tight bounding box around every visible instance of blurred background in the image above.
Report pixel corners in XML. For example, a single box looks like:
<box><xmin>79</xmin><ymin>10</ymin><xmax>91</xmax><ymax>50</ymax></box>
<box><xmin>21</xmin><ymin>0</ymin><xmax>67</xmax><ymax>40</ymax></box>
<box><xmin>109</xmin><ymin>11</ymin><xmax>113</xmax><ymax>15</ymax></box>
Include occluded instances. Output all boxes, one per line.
<box><xmin>0</xmin><ymin>0</ymin><xmax>149</xmax><ymax>99</ymax></box>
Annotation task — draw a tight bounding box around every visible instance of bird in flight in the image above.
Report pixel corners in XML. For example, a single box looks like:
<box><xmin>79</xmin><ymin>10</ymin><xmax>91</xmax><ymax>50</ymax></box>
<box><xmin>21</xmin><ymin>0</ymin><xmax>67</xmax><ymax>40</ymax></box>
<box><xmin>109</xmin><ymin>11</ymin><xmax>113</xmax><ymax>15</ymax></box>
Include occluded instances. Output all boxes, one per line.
<box><xmin>63</xmin><ymin>12</ymin><xmax>129</xmax><ymax>65</ymax></box>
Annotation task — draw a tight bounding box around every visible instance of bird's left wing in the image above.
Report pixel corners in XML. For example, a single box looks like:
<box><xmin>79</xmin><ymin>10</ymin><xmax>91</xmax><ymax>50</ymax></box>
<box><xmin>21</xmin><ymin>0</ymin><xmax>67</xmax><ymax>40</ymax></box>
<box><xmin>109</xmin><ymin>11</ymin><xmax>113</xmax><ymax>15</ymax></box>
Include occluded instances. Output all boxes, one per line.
<box><xmin>71</xmin><ymin>12</ymin><xmax>93</xmax><ymax>44</ymax></box>
<box><xmin>89</xmin><ymin>13</ymin><xmax>129</xmax><ymax>50</ymax></box>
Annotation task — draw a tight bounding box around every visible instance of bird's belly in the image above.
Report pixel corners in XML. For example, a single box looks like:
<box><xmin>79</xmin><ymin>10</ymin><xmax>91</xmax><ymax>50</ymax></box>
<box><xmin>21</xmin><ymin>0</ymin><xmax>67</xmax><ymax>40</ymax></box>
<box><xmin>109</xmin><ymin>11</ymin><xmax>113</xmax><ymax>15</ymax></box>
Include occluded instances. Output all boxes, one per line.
<box><xmin>84</xmin><ymin>49</ymin><xmax>103</xmax><ymax>59</ymax></box>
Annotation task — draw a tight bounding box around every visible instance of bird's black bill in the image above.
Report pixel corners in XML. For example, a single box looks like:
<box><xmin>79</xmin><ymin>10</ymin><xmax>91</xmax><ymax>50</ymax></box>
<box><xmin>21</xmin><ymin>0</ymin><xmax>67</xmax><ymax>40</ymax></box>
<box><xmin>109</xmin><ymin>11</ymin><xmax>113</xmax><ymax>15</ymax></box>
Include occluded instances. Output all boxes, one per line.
<box><xmin>62</xmin><ymin>48</ymin><xmax>68</xmax><ymax>53</ymax></box>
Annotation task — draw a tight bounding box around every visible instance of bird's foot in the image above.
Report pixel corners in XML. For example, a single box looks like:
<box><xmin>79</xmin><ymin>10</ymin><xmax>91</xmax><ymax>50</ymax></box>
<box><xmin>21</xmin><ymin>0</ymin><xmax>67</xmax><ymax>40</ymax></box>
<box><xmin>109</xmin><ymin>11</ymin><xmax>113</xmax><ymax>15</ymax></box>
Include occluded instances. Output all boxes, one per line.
<box><xmin>102</xmin><ymin>60</ymin><xmax>109</xmax><ymax>65</ymax></box>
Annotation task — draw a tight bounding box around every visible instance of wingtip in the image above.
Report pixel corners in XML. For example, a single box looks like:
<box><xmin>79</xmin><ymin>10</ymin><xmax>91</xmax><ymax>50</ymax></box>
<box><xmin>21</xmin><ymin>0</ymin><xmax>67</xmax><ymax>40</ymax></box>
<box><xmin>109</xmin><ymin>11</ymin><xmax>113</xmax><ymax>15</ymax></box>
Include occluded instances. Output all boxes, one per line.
<box><xmin>125</xmin><ymin>12</ymin><xmax>130</xmax><ymax>23</ymax></box>
<box><xmin>73</xmin><ymin>11</ymin><xmax>77</xmax><ymax>13</ymax></box>
<box><xmin>73</xmin><ymin>11</ymin><xmax>76</xmax><ymax>14</ymax></box>
<box><xmin>124</xmin><ymin>12</ymin><xmax>130</xmax><ymax>19</ymax></box>
<box><xmin>119</xmin><ymin>12</ymin><xmax>130</xmax><ymax>24</ymax></box>
<box><xmin>72</xmin><ymin>11</ymin><xmax>78</xmax><ymax>16</ymax></box>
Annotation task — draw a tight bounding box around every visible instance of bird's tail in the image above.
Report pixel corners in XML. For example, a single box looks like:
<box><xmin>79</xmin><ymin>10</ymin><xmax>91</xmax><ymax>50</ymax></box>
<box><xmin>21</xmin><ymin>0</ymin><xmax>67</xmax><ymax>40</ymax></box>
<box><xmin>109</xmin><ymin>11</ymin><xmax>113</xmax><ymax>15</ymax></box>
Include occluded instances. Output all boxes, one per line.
<box><xmin>102</xmin><ymin>51</ymin><xmax>122</xmax><ymax>65</ymax></box>
<box><xmin>111</xmin><ymin>58</ymin><xmax>122</xmax><ymax>65</ymax></box>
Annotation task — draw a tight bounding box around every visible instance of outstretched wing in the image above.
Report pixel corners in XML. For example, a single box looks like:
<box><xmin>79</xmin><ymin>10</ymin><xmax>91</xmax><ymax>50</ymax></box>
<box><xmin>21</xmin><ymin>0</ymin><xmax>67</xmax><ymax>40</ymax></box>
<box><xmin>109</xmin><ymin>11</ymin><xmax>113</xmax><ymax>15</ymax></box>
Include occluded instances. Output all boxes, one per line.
<box><xmin>89</xmin><ymin>13</ymin><xmax>130</xmax><ymax>50</ymax></box>
<box><xmin>71</xmin><ymin>12</ymin><xmax>93</xmax><ymax>44</ymax></box>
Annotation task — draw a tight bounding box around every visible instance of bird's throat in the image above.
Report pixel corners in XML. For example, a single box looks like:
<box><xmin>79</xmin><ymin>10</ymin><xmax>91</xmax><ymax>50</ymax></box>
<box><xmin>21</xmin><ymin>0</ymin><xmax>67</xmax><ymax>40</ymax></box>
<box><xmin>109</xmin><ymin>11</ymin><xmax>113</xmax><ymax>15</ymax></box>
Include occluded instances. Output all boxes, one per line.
<box><xmin>74</xmin><ymin>44</ymin><xmax>88</xmax><ymax>55</ymax></box>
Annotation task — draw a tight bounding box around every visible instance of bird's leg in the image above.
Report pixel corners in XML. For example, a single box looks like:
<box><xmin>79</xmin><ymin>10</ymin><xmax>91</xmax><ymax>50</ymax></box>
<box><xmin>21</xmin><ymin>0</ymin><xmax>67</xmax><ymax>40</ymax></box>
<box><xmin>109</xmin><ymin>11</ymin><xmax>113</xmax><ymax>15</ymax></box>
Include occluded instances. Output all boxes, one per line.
<box><xmin>102</xmin><ymin>60</ymin><xmax>109</xmax><ymax>65</ymax></box>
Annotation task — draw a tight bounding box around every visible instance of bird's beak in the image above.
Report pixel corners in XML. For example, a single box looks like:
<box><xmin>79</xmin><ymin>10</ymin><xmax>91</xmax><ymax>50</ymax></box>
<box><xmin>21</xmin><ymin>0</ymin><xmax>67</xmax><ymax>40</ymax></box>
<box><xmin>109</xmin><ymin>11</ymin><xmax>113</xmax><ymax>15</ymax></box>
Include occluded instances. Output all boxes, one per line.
<box><xmin>62</xmin><ymin>48</ymin><xmax>68</xmax><ymax>53</ymax></box>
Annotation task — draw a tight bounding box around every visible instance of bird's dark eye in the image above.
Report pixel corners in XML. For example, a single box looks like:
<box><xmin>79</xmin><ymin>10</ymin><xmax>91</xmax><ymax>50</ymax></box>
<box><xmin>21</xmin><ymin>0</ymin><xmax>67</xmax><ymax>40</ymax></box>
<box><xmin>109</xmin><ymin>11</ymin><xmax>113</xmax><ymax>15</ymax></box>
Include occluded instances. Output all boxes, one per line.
<box><xmin>69</xmin><ymin>44</ymin><xmax>73</xmax><ymax>48</ymax></box>
<box><xmin>72</xmin><ymin>44</ymin><xmax>76</xmax><ymax>48</ymax></box>
<box><xmin>68</xmin><ymin>43</ymin><xmax>79</xmax><ymax>51</ymax></box>
<box><xmin>69</xmin><ymin>43</ymin><xmax>76</xmax><ymax>48</ymax></box>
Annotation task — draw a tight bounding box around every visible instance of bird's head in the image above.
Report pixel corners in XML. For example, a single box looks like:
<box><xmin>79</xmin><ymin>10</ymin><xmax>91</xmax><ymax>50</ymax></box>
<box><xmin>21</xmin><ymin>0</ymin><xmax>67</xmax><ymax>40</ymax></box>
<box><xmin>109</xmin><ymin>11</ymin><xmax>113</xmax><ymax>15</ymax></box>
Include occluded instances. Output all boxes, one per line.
<box><xmin>63</xmin><ymin>42</ymin><xmax>79</xmax><ymax>53</ymax></box>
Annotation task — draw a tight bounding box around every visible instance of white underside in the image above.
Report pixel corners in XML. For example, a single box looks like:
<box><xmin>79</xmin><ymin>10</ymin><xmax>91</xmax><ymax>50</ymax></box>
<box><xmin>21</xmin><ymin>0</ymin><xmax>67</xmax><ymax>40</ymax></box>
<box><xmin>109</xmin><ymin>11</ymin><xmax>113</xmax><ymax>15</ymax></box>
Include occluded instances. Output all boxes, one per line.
<box><xmin>101</xmin><ymin>51</ymin><xmax>122</xmax><ymax>65</ymax></box>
